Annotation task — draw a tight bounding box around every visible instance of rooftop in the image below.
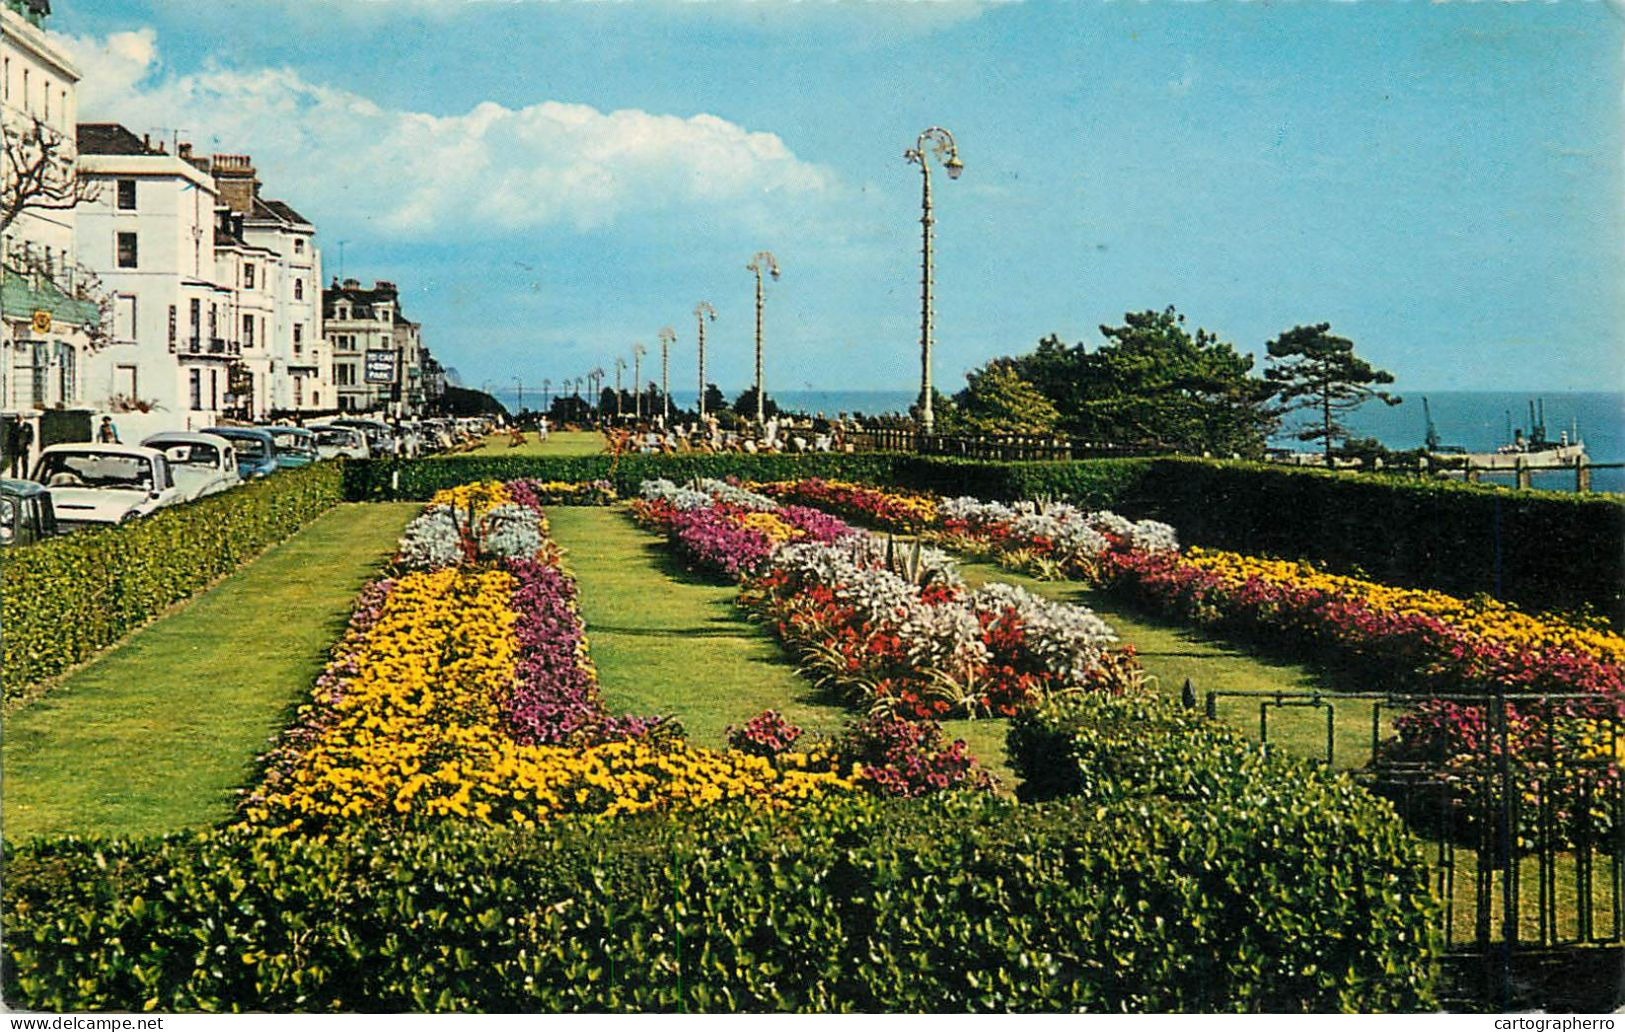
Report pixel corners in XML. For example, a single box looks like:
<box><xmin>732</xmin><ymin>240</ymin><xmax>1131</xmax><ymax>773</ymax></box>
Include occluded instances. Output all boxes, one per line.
<box><xmin>76</xmin><ymin>123</ymin><xmax>159</xmax><ymax>157</ymax></box>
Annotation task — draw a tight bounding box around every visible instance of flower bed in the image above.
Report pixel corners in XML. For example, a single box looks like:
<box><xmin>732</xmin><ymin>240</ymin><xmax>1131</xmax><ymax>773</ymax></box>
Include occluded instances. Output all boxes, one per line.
<box><xmin>636</xmin><ymin>478</ymin><xmax>1144</xmax><ymax>720</ymax></box>
<box><xmin>243</xmin><ymin>480</ymin><xmax>856</xmax><ymax>835</ymax></box>
<box><xmin>754</xmin><ymin>477</ymin><xmax>938</xmax><ymax>533</ymax></box>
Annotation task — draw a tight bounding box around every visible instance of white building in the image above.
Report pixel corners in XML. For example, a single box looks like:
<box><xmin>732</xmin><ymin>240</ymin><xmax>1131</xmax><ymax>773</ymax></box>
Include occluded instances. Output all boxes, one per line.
<box><xmin>212</xmin><ymin>208</ymin><xmax>278</xmax><ymax>420</ymax></box>
<box><xmin>210</xmin><ymin>155</ymin><xmax>331</xmax><ymax>415</ymax></box>
<box><xmin>1</xmin><ymin>0</ymin><xmax>99</xmax><ymax>466</ymax></box>
<box><xmin>324</xmin><ymin>278</ymin><xmax>431</xmax><ymax>416</ymax></box>
<box><xmin>76</xmin><ymin>123</ymin><xmax>236</xmax><ymax>427</ymax></box>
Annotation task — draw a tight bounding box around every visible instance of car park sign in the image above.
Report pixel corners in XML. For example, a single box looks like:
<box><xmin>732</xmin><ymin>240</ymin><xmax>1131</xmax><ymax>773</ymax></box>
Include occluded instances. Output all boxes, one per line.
<box><xmin>364</xmin><ymin>349</ymin><xmax>397</xmax><ymax>384</ymax></box>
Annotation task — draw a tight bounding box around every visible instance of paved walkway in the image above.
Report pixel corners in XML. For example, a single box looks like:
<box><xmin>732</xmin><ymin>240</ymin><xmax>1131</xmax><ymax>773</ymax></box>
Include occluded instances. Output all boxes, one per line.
<box><xmin>2</xmin><ymin>503</ymin><xmax>419</xmax><ymax>839</ymax></box>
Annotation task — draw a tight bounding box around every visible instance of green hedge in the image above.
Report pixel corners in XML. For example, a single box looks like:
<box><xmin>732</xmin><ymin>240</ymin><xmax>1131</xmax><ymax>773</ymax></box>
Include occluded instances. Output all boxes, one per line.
<box><xmin>3</xmin><ymin>791</ymin><xmax>1436</xmax><ymax>1012</ymax></box>
<box><xmin>342</xmin><ymin>453</ymin><xmax>899</xmax><ymax>501</ymax></box>
<box><xmin>0</xmin><ymin>463</ymin><xmax>345</xmax><ymax>700</ymax></box>
<box><xmin>1007</xmin><ymin>693</ymin><xmax>1441</xmax><ymax>1010</ymax></box>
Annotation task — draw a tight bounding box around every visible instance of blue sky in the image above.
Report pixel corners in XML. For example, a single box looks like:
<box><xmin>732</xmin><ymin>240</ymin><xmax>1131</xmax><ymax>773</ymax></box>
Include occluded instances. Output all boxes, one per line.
<box><xmin>52</xmin><ymin>0</ymin><xmax>1625</xmax><ymax>399</ymax></box>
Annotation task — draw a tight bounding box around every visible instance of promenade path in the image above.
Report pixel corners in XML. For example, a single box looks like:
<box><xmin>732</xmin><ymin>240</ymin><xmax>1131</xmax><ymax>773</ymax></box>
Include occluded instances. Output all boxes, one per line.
<box><xmin>2</xmin><ymin>502</ymin><xmax>418</xmax><ymax>839</ymax></box>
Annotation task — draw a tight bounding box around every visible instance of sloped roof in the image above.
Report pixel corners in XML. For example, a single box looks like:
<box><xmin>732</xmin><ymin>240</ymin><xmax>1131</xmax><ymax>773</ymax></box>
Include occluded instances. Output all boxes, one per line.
<box><xmin>76</xmin><ymin>123</ymin><xmax>158</xmax><ymax>156</ymax></box>
<box><xmin>250</xmin><ymin>197</ymin><xmax>312</xmax><ymax>228</ymax></box>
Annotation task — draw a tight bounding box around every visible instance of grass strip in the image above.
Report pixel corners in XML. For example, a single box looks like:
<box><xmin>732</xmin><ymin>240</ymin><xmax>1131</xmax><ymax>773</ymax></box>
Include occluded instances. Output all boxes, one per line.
<box><xmin>1</xmin><ymin>503</ymin><xmax>420</xmax><ymax>840</ymax></box>
<box><xmin>455</xmin><ymin>430</ymin><xmax>606</xmax><ymax>458</ymax></box>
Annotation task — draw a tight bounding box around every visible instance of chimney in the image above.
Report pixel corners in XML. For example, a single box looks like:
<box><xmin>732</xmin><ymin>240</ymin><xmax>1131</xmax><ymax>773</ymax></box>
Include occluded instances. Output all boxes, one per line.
<box><xmin>210</xmin><ymin>153</ymin><xmax>259</xmax><ymax>215</ymax></box>
<box><xmin>178</xmin><ymin>142</ymin><xmax>193</xmax><ymax>161</ymax></box>
<box><xmin>342</xmin><ymin>278</ymin><xmax>360</xmax><ymax>290</ymax></box>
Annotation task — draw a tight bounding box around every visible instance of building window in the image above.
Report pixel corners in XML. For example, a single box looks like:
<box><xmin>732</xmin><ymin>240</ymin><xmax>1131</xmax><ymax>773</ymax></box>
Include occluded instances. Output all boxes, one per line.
<box><xmin>243</xmin><ymin>314</ymin><xmax>255</xmax><ymax>348</ymax></box>
<box><xmin>56</xmin><ymin>344</ymin><xmax>75</xmax><ymax>403</ymax></box>
<box><xmin>189</xmin><ymin>369</ymin><xmax>202</xmax><ymax>411</ymax></box>
<box><xmin>208</xmin><ymin>304</ymin><xmax>218</xmax><ymax>341</ymax></box>
<box><xmin>116</xmin><ymin>179</ymin><xmax>137</xmax><ymax>211</ymax></box>
<box><xmin>293</xmin><ymin>324</ymin><xmax>303</xmax><ymax>354</ymax></box>
<box><xmin>243</xmin><ymin>263</ymin><xmax>255</xmax><ymax>289</ymax></box>
<box><xmin>294</xmin><ymin>238</ymin><xmax>305</xmax><ymax>255</ymax></box>
<box><xmin>293</xmin><ymin>278</ymin><xmax>304</xmax><ymax>301</ymax></box>
<box><xmin>42</xmin><ymin>79</ymin><xmax>49</xmax><ymax>121</ymax></box>
<box><xmin>210</xmin><ymin>370</ymin><xmax>219</xmax><ymax>410</ymax></box>
<box><xmin>113</xmin><ymin>295</ymin><xmax>137</xmax><ymax>342</ymax></box>
<box><xmin>168</xmin><ymin>305</ymin><xmax>177</xmax><ymax>350</ymax></box>
<box><xmin>31</xmin><ymin>342</ymin><xmax>48</xmax><ymax>405</ymax></box>
<box><xmin>115</xmin><ymin>365</ymin><xmax>138</xmax><ymax>400</ymax></box>
<box><xmin>189</xmin><ymin>298</ymin><xmax>201</xmax><ymax>340</ymax></box>
<box><xmin>116</xmin><ymin>232</ymin><xmax>138</xmax><ymax>269</ymax></box>
<box><xmin>294</xmin><ymin>377</ymin><xmax>303</xmax><ymax>407</ymax></box>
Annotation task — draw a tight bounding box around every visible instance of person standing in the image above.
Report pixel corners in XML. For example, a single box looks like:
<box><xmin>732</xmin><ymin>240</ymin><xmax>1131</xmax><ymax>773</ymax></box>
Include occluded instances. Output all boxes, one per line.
<box><xmin>97</xmin><ymin>416</ymin><xmax>121</xmax><ymax>444</ymax></box>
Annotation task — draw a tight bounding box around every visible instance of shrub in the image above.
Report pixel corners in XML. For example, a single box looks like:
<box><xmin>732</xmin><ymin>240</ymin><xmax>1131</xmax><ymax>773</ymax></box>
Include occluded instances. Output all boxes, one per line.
<box><xmin>0</xmin><ymin>463</ymin><xmax>344</xmax><ymax>700</ymax></box>
<box><xmin>3</xmin><ymin>792</ymin><xmax>1438</xmax><ymax>1012</ymax></box>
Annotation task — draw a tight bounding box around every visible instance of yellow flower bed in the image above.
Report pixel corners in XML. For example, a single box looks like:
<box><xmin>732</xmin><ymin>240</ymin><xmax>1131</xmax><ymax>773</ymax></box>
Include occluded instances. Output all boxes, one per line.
<box><xmin>737</xmin><ymin>510</ymin><xmax>798</xmax><ymax>543</ymax></box>
<box><xmin>428</xmin><ymin>480</ymin><xmax>513</xmax><ymax>518</ymax></box>
<box><xmin>244</xmin><ymin>564</ymin><xmax>854</xmax><ymax>836</ymax></box>
<box><xmin>1183</xmin><ymin>547</ymin><xmax>1625</xmax><ymax>665</ymax></box>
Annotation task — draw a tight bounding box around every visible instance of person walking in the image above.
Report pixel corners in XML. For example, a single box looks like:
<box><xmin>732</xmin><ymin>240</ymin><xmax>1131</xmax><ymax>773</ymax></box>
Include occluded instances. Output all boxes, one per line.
<box><xmin>7</xmin><ymin>420</ymin><xmax>33</xmax><ymax>477</ymax></box>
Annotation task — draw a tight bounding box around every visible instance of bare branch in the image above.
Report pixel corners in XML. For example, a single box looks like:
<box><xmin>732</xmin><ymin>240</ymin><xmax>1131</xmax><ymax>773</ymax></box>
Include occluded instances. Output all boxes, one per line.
<box><xmin>1</xmin><ymin>115</ymin><xmax>101</xmax><ymax>237</ymax></box>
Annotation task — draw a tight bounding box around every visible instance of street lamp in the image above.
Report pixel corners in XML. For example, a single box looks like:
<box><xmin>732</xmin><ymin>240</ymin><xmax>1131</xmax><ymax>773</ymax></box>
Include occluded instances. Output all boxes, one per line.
<box><xmin>746</xmin><ymin>251</ymin><xmax>780</xmax><ymax>425</ymax></box>
<box><xmin>614</xmin><ymin>358</ymin><xmax>626</xmax><ymax>419</ymax></box>
<box><xmin>633</xmin><ymin>342</ymin><xmax>647</xmax><ymax>421</ymax></box>
<box><xmin>657</xmin><ymin>326</ymin><xmax>676</xmax><ymax>425</ymax></box>
<box><xmin>542</xmin><ymin>377</ymin><xmax>551</xmax><ymax>412</ymax></box>
<box><xmin>694</xmin><ymin>301</ymin><xmax>716</xmax><ymax>419</ymax></box>
<box><xmin>904</xmin><ymin>125</ymin><xmax>963</xmax><ymax>437</ymax></box>
<box><xmin>512</xmin><ymin>376</ymin><xmax>524</xmax><ymax>414</ymax></box>
<box><xmin>591</xmin><ymin>367</ymin><xmax>605</xmax><ymax>418</ymax></box>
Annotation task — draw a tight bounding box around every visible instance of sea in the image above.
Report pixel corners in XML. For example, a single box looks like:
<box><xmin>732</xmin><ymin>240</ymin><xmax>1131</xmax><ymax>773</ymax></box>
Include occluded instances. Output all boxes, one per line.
<box><xmin>490</xmin><ymin>387</ymin><xmax>1625</xmax><ymax>495</ymax></box>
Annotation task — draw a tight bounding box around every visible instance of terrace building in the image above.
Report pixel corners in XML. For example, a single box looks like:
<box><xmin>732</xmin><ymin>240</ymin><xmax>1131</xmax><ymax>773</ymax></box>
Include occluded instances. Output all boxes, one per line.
<box><xmin>323</xmin><ymin>278</ymin><xmax>434</xmax><ymax>416</ymax></box>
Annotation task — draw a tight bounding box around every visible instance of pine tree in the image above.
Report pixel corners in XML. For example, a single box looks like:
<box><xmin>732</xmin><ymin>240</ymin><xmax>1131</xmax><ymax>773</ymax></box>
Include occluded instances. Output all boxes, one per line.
<box><xmin>1263</xmin><ymin>323</ymin><xmax>1400</xmax><ymax>462</ymax></box>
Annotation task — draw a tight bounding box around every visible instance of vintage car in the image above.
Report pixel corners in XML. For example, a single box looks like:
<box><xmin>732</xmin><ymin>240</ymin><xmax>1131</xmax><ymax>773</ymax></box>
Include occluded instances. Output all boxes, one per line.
<box><xmin>309</xmin><ymin>424</ymin><xmax>369</xmax><ymax>461</ymax></box>
<box><xmin>30</xmin><ymin>444</ymin><xmax>184</xmax><ymax>531</ymax></box>
<box><xmin>0</xmin><ymin>478</ymin><xmax>59</xmax><ymax>546</ymax></box>
<box><xmin>140</xmin><ymin>432</ymin><xmax>243</xmax><ymax>502</ymax></box>
<box><xmin>324</xmin><ymin>417</ymin><xmax>397</xmax><ymax>458</ymax></box>
<box><xmin>265</xmin><ymin>426</ymin><xmax>318</xmax><ymax>468</ymax></box>
<box><xmin>201</xmin><ymin>427</ymin><xmax>280</xmax><ymax>479</ymax></box>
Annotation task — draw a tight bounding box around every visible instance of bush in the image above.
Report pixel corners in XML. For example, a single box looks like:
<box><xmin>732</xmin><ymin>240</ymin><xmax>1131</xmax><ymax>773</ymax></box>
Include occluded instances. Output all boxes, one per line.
<box><xmin>1</xmin><ymin>463</ymin><xmax>344</xmax><ymax>700</ymax></box>
<box><xmin>4</xmin><ymin>791</ymin><xmax>1437</xmax><ymax>1012</ymax></box>
<box><xmin>1007</xmin><ymin>693</ymin><xmax>1441</xmax><ymax>1010</ymax></box>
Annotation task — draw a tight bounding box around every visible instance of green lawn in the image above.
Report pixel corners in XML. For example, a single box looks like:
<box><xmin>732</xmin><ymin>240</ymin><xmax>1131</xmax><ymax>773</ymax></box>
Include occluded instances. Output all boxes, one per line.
<box><xmin>1</xmin><ymin>503</ymin><xmax>418</xmax><ymax>841</ymax></box>
<box><xmin>546</xmin><ymin>506</ymin><xmax>1014</xmax><ymax>785</ymax></box>
<box><xmin>453</xmin><ymin>430</ymin><xmax>605</xmax><ymax>458</ymax></box>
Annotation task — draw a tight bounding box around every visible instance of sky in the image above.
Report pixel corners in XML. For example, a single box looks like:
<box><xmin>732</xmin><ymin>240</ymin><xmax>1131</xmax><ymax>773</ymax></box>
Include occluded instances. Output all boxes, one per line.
<box><xmin>48</xmin><ymin>0</ymin><xmax>1625</xmax><ymax>400</ymax></box>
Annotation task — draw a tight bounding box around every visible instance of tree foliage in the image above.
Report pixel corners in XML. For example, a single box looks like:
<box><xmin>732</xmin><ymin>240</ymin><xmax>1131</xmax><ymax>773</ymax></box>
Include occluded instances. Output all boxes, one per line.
<box><xmin>1005</xmin><ymin>308</ymin><xmax>1275</xmax><ymax>456</ymax></box>
<box><xmin>954</xmin><ymin>362</ymin><xmax>1060</xmax><ymax>434</ymax></box>
<box><xmin>1263</xmin><ymin>323</ymin><xmax>1400</xmax><ymax>461</ymax></box>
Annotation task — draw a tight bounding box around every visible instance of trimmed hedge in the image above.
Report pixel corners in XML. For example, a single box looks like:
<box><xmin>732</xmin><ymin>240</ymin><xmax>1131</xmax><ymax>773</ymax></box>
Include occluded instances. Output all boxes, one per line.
<box><xmin>3</xmin><ymin>791</ymin><xmax>1436</xmax><ymax>1012</ymax></box>
<box><xmin>0</xmin><ymin>463</ymin><xmax>345</xmax><ymax>700</ymax></box>
<box><xmin>1007</xmin><ymin>693</ymin><xmax>1441</xmax><ymax>1009</ymax></box>
<box><xmin>343</xmin><ymin>453</ymin><xmax>899</xmax><ymax>501</ymax></box>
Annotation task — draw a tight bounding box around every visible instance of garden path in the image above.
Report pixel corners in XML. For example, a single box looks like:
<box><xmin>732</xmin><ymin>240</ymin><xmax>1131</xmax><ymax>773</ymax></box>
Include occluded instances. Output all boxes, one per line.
<box><xmin>546</xmin><ymin>506</ymin><xmax>1016</xmax><ymax>785</ymax></box>
<box><xmin>2</xmin><ymin>502</ymin><xmax>419</xmax><ymax>840</ymax></box>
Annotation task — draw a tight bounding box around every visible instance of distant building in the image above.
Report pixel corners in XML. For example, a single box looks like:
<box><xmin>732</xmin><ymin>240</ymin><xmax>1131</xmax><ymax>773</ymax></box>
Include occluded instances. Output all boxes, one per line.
<box><xmin>323</xmin><ymin>278</ymin><xmax>433</xmax><ymax>416</ymax></box>
<box><xmin>2</xmin><ymin>0</ymin><xmax>100</xmax><ymax>448</ymax></box>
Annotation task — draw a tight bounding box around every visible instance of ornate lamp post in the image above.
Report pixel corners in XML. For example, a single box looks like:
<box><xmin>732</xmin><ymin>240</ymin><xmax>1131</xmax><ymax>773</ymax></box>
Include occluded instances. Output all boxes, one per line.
<box><xmin>633</xmin><ymin>343</ymin><xmax>647</xmax><ymax>421</ymax></box>
<box><xmin>512</xmin><ymin>376</ymin><xmax>524</xmax><ymax>414</ymax></box>
<box><xmin>694</xmin><ymin>301</ymin><xmax>716</xmax><ymax>419</ymax></box>
<box><xmin>657</xmin><ymin>326</ymin><xmax>676</xmax><ymax>425</ymax></box>
<box><xmin>589</xmin><ymin>367</ymin><xmax>604</xmax><ymax>418</ymax></box>
<box><xmin>614</xmin><ymin>358</ymin><xmax>626</xmax><ymax>418</ymax></box>
<box><xmin>746</xmin><ymin>251</ymin><xmax>780</xmax><ymax>425</ymax></box>
<box><xmin>904</xmin><ymin>126</ymin><xmax>963</xmax><ymax>437</ymax></box>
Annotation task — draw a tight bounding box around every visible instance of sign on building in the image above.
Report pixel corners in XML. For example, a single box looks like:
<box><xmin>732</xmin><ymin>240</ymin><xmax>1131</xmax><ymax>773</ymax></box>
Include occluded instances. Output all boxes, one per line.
<box><xmin>364</xmin><ymin>349</ymin><xmax>397</xmax><ymax>384</ymax></box>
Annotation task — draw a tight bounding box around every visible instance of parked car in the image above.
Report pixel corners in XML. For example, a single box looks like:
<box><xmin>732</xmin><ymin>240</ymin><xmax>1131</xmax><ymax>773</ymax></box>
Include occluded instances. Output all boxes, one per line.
<box><xmin>326</xmin><ymin>418</ymin><xmax>397</xmax><ymax>458</ymax></box>
<box><xmin>265</xmin><ymin>426</ymin><xmax>318</xmax><ymax>468</ymax></box>
<box><xmin>310</xmin><ymin>424</ymin><xmax>369</xmax><ymax>461</ymax></box>
<box><xmin>202</xmin><ymin>427</ymin><xmax>280</xmax><ymax>479</ymax></box>
<box><xmin>141</xmin><ymin>432</ymin><xmax>242</xmax><ymax>502</ymax></box>
<box><xmin>30</xmin><ymin>444</ymin><xmax>184</xmax><ymax>531</ymax></box>
<box><xmin>0</xmin><ymin>478</ymin><xmax>59</xmax><ymax>546</ymax></box>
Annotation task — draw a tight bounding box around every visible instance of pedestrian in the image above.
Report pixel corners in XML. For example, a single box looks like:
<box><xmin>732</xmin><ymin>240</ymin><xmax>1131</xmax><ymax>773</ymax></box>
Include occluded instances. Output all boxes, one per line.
<box><xmin>97</xmin><ymin>415</ymin><xmax>121</xmax><ymax>444</ymax></box>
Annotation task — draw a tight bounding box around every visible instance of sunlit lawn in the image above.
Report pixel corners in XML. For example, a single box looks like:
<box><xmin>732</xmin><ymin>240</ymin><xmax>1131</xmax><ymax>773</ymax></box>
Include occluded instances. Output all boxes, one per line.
<box><xmin>452</xmin><ymin>430</ymin><xmax>605</xmax><ymax>458</ymax></box>
<box><xmin>1</xmin><ymin>503</ymin><xmax>419</xmax><ymax>840</ymax></box>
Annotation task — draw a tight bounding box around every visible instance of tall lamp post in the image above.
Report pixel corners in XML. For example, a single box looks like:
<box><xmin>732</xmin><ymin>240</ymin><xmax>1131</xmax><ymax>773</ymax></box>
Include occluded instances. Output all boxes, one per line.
<box><xmin>633</xmin><ymin>343</ymin><xmax>647</xmax><ymax>421</ymax></box>
<box><xmin>542</xmin><ymin>377</ymin><xmax>551</xmax><ymax>413</ymax></box>
<box><xmin>694</xmin><ymin>301</ymin><xmax>716</xmax><ymax>419</ymax></box>
<box><xmin>657</xmin><ymin>326</ymin><xmax>676</xmax><ymax>425</ymax></box>
<box><xmin>746</xmin><ymin>251</ymin><xmax>780</xmax><ymax>425</ymax></box>
<box><xmin>614</xmin><ymin>358</ymin><xmax>626</xmax><ymax>418</ymax></box>
<box><xmin>512</xmin><ymin>376</ymin><xmax>524</xmax><ymax>415</ymax></box>
<box><xmin>904</xmin><ymin>126</ymin><xmax>963</xmax><ymax>437</ymax></box>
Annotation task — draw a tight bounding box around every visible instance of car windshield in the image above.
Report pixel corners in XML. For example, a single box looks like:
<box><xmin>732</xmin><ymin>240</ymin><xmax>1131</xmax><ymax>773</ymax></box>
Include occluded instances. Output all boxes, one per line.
<box><xmin>314</xmin><ymin>429</ymin><xmax>353</xmax><ymax>447</ymax></box>
<box><xmin>159</xmin><ymin>443</ymin><xmax>220</xmax><ymax>468</ymax></box>
<box><xmin>270</xmin><ymin>431</ymin><xmax>313</xmax><ymax>451</ymax></box>
<box><xmin>38</xmin><ymin>453</ymin><xmax>153</xmax><ymax>490</ymax></box>
<box><xmin>226</xmin><ymin>436</ymin><xmax>269</xmax><ymax>460</ymax></box>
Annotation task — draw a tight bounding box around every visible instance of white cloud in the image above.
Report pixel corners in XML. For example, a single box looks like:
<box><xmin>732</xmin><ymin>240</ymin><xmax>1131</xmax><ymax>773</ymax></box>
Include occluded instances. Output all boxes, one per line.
<box><xmin>54</xmin><ymin>28</ymin><xmax>838</xmax><ymax>239</ymax></box>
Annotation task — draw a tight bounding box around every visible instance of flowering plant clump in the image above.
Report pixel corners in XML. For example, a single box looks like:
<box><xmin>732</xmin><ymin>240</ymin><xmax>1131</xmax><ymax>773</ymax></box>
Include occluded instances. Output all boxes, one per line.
<box><xmin>507</xmin><ymin>479</ymin><xmax>617</xmax><ymax>507</ymax></box>
<box><xmin>726</xmin><ymin>710</ymin><xmax>806</xmax><ymax>759</ymax></box>
<box><xmin>934</xmin><ymin>496</ymin><xmax>1178</xmax><ymax>578</ymax></box>
<box><xmin>755</xmin><ymin>478</ymin><xmax>939</xmax><ymax>533</ymax></box>
<box><xmin>244</xmin><ymin>480</ymin><xmax>856</xmax><ymax>835</ymax></box>
<box><xmin>835</xmin><ymin>711</ymin><xmax>994</xmax><ymax>797</ymax></box>
<box><xmin>631</xmin><ymin>478</ymin><xmax>864</xmax><ymax>580</ymax></box>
